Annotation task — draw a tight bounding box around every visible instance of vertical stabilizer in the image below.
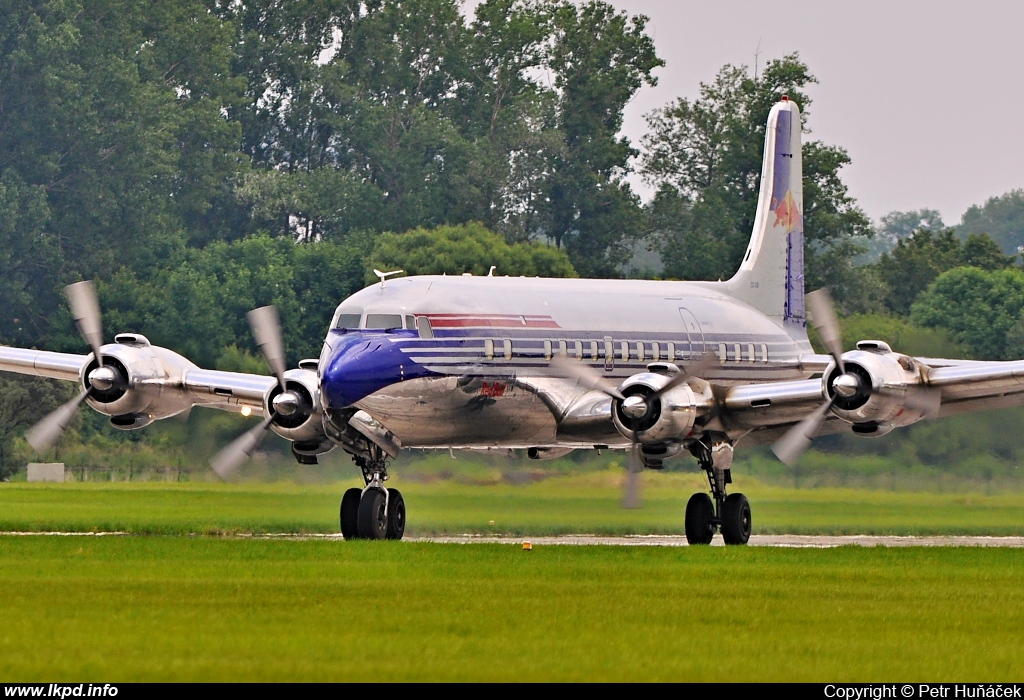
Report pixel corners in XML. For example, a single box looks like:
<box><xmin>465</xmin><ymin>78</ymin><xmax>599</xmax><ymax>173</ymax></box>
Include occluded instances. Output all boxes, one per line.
<box><xmin>724</xmin><ymin>98</ymin><xmax>805</xmax><ymax>333</ymax></box>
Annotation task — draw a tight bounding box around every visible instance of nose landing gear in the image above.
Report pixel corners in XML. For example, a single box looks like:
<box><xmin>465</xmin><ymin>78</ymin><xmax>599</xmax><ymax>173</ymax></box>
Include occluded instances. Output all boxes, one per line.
<box><xmin>685</xmin><ymin>436</ymin><xmax>751</xmax><ymax>545</ymax></box>
<box><xmin>339</xmin><ymin>447</ymin><xmax>406</xmax><ymax>540</ymax></box>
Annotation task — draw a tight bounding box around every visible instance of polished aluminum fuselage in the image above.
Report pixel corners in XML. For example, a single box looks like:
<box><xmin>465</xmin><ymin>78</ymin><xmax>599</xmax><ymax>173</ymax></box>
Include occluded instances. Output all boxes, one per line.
<box><xmin>319</xmin><ymin>275</ymin><xmax>815</xmax><ymax>449</ymax></box>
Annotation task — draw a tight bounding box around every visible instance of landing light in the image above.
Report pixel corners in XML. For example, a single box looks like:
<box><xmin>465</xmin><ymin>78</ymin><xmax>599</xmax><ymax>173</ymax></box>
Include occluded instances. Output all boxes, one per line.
<box><xmin>240</xmin><ymin>406</ymin><xmax>252</xmax><ymax>417</ymax></box>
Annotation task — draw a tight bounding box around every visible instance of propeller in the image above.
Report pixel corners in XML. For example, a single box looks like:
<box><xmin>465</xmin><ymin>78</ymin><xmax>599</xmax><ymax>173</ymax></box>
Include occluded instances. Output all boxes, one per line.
<box><xmin>771</xmin><ymin>289</ymin><xmax>940</xmax><ymax>466</ymax></box>
<box><xmin>622</xmin><ymin>410</ymin><xmax>643</xmax><ymax>509</ymax></box>
<box><xmin>210</xmin><ymin>305</ymin><xmax>307</xmax><ymax>480</ymax></box>
<box><xmin>26</xmin><ymin>389</ymin><xmax>91</xmax><ymax>455</ymax></box>
<box><xmin>210</xmin><ymin>412</ymin><xmax>276</xmax><ymax>479</ymax></box>
<box><xmin>26</xmin><ymin>281</ymin><xmax>124</xmax><ymax>455</ymax></box>
<box><xmin>546</xmin><ymin>353</ymin><xmax>625</xmax><ymax>400</ymax></box>
<box><xmin>546</xmin><ymin>352</ymin><xmax>718</xmax><ymax>508</ymax></box>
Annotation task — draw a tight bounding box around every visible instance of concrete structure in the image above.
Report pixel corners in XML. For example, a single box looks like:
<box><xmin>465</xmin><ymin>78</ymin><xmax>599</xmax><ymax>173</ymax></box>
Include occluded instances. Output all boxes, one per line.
<box><xmin>26</xmin><ymin>463</ymin><xmax>65</xmax><ymax>482</ymax></box>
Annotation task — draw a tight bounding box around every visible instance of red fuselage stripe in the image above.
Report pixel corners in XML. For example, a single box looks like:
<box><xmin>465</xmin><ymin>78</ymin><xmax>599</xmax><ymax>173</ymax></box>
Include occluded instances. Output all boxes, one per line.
<box><xmin>423</xmin><ymin>314</ymin><xmax>561</xmax><ymax>329</ymax></box>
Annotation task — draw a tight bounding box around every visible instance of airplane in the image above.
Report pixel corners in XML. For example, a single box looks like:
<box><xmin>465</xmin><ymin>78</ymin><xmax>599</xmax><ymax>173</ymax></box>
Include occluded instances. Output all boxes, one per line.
<box><xmin>2</xmin><ymin>96</ymin><xmax>1020</xmax><ymax>545</ymax></box>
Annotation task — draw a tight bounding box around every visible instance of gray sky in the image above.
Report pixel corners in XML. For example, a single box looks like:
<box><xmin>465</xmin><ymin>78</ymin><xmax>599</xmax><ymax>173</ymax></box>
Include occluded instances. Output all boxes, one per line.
<box><xmin>470</xmin><ymin>1</ymin><xmax>1024</xmax><ymax>225</ymax></box>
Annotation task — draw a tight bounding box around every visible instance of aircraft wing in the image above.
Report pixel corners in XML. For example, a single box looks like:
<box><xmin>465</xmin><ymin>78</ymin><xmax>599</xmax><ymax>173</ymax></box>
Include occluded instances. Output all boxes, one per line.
<box><xmin>0</xmin><ymin>345</ymin><xmax>275</xmax><ymax>416</ymax></box>
<box><xmin>920</xmin><ymin>358</ymin><xmax>1024</xmax><ymax>417</ymax></box>
<box><xmin>717</xmin><ymin>356</ymin><xmax>1024</xmax><ymax>449</ymax></box>
<box><xmin>181</xmin><ymin>368</ymin><xmax>276</xmax><ymax>415</ymax></box>
<box><xmin>0</xmin><ymin>346</ymin><xmax>89</xmax><ymax>382</ymax></box>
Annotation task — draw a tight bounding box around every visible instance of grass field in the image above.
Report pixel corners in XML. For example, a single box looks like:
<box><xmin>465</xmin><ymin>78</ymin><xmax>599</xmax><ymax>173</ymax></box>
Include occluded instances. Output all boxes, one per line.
<box><xmin>1</xmin><ymin>536</ymin><xmax>1022</xmax><ymax>681</ymax></box>
<box><xmin>2</xmin><ymin>471</ymin><xmax>1024</xmax><ymax>536</ymax></box>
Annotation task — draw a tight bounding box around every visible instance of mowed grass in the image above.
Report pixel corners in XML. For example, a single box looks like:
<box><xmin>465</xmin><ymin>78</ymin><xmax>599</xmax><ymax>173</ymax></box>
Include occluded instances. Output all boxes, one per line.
<box><xmin>0</xmin><ymin>536</ymin><xmax>1021</xmax><ymax>681</ymax></box>
<box><xmin>2</xmin><ymin>471</ymin><xmax>1024</xmax><ymax>536</ymax></box>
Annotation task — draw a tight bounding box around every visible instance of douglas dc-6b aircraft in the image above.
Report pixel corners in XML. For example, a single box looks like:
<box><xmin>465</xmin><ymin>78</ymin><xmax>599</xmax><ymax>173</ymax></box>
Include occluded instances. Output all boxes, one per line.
<box><xmin>3</xmin><ymin>98</ymin><xmax>1021</xmax><ymax>544</ymax></box>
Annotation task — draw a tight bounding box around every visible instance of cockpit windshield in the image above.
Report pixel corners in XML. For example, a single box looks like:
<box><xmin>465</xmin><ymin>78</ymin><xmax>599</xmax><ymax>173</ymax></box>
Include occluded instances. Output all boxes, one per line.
<box><xmin>332</xmin><ymin>307</ymin><xmax>362</xmax><ymax>329</ymax></box>
<box><xmin>364</xmin><ymin>313</ymin><xmax>404</xmax><ymax>330</ymax></box>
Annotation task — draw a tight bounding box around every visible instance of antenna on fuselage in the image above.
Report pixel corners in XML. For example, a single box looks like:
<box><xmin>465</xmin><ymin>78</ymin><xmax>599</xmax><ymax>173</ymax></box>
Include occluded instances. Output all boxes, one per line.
<box><xmin>373</xmin><ymin>268</ymin><xmax>404</xmax><ymax>289</ymax></box>
<box><xmin>488</xmin><ymin>266</ymin><xmax>496</xmax><ymax>277</ymax></box>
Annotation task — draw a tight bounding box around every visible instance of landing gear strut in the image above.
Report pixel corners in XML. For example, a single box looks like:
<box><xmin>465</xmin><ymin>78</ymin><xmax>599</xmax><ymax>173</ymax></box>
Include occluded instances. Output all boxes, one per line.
<box><xmin>339</xmin><ymin>445</ymin><xmax>405</xmax><ymax>541</ymax></box>
<box><xmin>685</xmin><ymin>436</ymin><xmax>751</xmax><ymax>545</ymax></box>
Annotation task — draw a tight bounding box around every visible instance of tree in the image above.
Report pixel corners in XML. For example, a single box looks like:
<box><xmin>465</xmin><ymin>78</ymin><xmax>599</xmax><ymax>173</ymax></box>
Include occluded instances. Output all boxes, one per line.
<box><xmin>368</xmin><ymin>222</ymin><xmax>577</xmax><ymax>280</ymax></box>
<box><xmin>0</xmin><ymin>0</ymin><xmax>247</xmax><ymax>348</ymax></box>
<box><xmin>98</xmin><ymin>234</ymin><xmax>373</xmax><ymax>367</ymax></box>
<box><xmin>911</xmin><ymin>267</ymin><xmax>1024</xmax><ymax>360</ymax></box>
<box><xmin>859</xmin><ymin>208</ymin><xmax>946</xmax><ymax>261</ymax></box>
<box><xmin>875</xmin><ymin>229</ymin><xmax>1016</xmax><ymax>316</ymax></box>
<box><xmin>640</xmin><ymin>55</ymin><xmax>872</xmax><ymax>305</ymax></box>
<box><xmin>959</xmin><ymin>189</ymin><xmax>1024</xmax><ymax>255</ymax></box>
<box><xmin>542</xmin><ymin>1</ymin><xmax>661</xmax><ymax>277</ymax></box>
<box><xmin>222</xmin><ymin>0</ymin><xmax>661</xmax><ymax>277</ymax></box>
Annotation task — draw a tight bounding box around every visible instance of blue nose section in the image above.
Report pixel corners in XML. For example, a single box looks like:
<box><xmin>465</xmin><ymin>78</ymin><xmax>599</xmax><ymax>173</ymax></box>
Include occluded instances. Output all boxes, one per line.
<box><xmin>321</xmin><ymin>331</ymin><xmax>433</xmax><ymax>408</ymax></box>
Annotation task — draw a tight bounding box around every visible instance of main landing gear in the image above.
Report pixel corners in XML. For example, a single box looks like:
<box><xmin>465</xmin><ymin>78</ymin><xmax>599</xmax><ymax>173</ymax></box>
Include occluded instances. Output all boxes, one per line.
<box><xmin>340</xmin><ymin>447</ymin><xmax>405</xmax><ymax>540</ymax></box>
<box><xmin>685</xmin><ymin>437</ymin><xmax>751</xmax><ymax>545</ymax></box>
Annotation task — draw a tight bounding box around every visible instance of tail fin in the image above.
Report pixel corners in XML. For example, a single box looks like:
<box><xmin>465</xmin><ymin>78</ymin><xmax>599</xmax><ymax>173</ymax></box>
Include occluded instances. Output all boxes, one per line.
<box><xmin>724</xmin><ymin>98</ymin><xmax>805</xmax><ymax>332</ymax></box>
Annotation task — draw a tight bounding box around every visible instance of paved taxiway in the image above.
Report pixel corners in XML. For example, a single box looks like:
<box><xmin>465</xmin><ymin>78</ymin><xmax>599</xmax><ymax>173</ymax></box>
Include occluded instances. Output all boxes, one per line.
<box><xmin>3</xmin><ymin>532</ymin><xmax>1024</xmax><ymax>547</ymax></box>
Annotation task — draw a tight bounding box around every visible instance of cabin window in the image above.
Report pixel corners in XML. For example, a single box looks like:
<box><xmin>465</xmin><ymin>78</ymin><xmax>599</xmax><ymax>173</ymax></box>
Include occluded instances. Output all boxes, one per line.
<box><xmin>484</xmin><ymin>339</ymin><xmax>494</xmax><ymax>360</ymax></box>
<box><xmin>718</xmin><ymin>343</ymin><xmax>727</xmax><ymax>363</ymax></box>
<box><xmin>590</xmin><ymin>340</ymin><xmax>599</xmax><ymax>360</ymax></box>
<box><xmin>746</xmin><ymin>343</ymin><xmax>755</xmax><ymax>362</ymax></box>
<box><xmin>574</xmin><ymin>340</ymin><xmax>583</xmax><ymax>360</ymax></box>
<box><xmin>619</xmin><ymin>341</ymin><xmax>629</xmax><ymax>362</ymax></box>
<box><xmin>635</xmin><ymin>341</ymin><xmax>645</xmax><ymax>362</ymax></box>
<box><xmin>503</xmin><ymin>339</ymin><xmax>513</xmax><ymax>360</ymax></box>
<box><xmin>732</xmin><ymin>344</ymin><xmax>741</xmax><ymax>362</ymax></box>
<box><xmin>760</xmin><ymin>343</ymin><xmax>769</xmax><ymax>363</ymax></box>
<box><xmin>416</xmin><ymin>317</ymin><xmax>434</xmax><ymax>339</ymax></box>
<box><xmin>365</xmin><ymin>313</ymin><xmax>403</xmax><ymax>330</ymax></box>
<box><xmin>405</xmin><ymin>315</ymin><xmax>416</xmax><ymax>330</ymax></box>
<box><xmin>558</xmin><ymin>340</ymin><xmax>568</xmax><ymax>358</ymax></box>
<box><xmin>667</xmin><ymin>342</ymin><xmax>676</xmax><ymax>360</ymax></box>
<box><xmin>334</xmin><ymin>312</ymin><xmax>362</xmax><ymax>329</ymax></box>
<box><xmin>544</xmin><ymin>340</ymin><xmax>553</xmax><ymax>361</ymax></box>
<box><xmin>651</xmin><ymin>342</ymin><xmax>661</xmax><ymax>362</ymax></box>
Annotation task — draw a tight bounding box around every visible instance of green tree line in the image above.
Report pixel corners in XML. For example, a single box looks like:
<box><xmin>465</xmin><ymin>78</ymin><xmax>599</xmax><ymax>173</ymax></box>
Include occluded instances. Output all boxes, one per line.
<box><xmin>3</xmin><ymin>0</ymin><xmax>1024</xmax><ymax>481</ymax></box>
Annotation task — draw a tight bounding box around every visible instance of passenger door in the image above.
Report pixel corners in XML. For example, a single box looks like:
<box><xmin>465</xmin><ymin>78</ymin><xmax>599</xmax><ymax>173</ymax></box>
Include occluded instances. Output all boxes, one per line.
<box><xmin>678</xmin><ymin>308</ymin><xmax>704</xmax><ymax>360</ymax></box>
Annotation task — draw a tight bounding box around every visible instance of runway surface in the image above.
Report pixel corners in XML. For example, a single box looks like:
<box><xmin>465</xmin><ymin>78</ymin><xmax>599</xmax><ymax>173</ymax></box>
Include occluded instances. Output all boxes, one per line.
<box><xmin>3</xmin><ymin>532</ymin><xmax>1024</xmax><ymax>547</ymax></box>
<box><xmin>408</xmin><ymin>534</ymin><xmax>1024</xmax><ymax>547</ymax></box>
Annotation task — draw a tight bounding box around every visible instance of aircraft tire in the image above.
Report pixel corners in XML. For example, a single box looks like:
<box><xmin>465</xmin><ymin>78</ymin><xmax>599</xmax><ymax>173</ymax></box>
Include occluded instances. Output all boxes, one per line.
<box><xmin>357</xmin><ymin>487</ymin><xmax>389</xmax><ymax>540</ymax></box>
<box><xmin>685</xmin><ymin>493</ymin><xmax>715</xmax><ymax>545</ymax></box>
<box><xmin>340</xmin><ymin>488</ymin><xmax>362</xmax><ymax>540</ymax></box>
<box><xmin>385</xmin><ymin>488</ymin><xmax>406</xmax><ymax>540</ymax></box>
<box><xmin>720</xmin><ymin>493</ymin><xmax>752</xmax><ymax>545</ymax></box>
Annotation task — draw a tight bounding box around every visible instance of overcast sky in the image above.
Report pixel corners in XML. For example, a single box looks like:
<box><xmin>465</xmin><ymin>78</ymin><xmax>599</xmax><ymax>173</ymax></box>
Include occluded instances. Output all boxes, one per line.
<box><xmin>470</xmin><ymin>1</ymin><xmax>1024</xmax><ymax>225</ymax></box>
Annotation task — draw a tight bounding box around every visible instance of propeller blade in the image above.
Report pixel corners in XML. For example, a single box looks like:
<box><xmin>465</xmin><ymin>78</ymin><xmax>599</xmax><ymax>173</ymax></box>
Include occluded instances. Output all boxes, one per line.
<box><xmin>654</xmin><ymin>352</ymin><xmax>720</xmax><ymax>398</ymax></box>
<box><xmin>806</xmin><ymin>289</ymin><xmax>844</xmax><ymax>373</ymax></box>
<box><xmin>622</xmin><ymin>435</ymin><xmax>643</xmax><ymax>509</ymax></box>
<box><xmin>890</xmin><ymin>385</ymin><xmax>942</xmax><ymax>418</ymax></box>
<box><xmin>65</xmin><ymin>281</ymin><xmax>104</xmax><ymax>366</ymax></box>
<box><xmin>771</xmin><ymin>396</ymin><xmax>836</xmax><ymax>466</ymax></box>
<box><xmin>26</xmin><ymin>389</ymin><xmax>90</xmax><ymax>455</ymax></box>
<box><xmin>547</xmin><ymin>353</ymin><xmax>625</xmax><ymax>400</ymax></box>
<box><xmin>247</xmin><ymin>306</ymin><xmax>287</xmax><ymax>388</ymax></box>
<box><xmin>210</xmin><ymin>413</ymin><xmax>275</xmax><ymax>480</ymax></box>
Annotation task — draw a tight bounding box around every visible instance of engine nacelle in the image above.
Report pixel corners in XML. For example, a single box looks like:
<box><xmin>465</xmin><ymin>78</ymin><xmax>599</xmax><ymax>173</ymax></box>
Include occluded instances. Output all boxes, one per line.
<box><xmin>82</xmin><ymin>334</ymin><xmax>195</xmax><ymax>427</ymax></box>
<box><xmin>611</xmin><ymin>366</ymin><xmax>713</xmax><ymax>445</ymax></box>
<box><xmin>825</xmin><ymin>341</ymin><xmax>933</xmax><ymax>434</ymax></box>
<box><xmin>266</xmin><ymin>368</ymin><xmax>331</xmax><ymax>456</ymax></box>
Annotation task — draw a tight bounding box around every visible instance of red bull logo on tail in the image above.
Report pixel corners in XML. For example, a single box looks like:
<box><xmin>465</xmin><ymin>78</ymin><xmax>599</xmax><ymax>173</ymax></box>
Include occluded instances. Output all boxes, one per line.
<box><xmin>772</xmin><ymin>189</ymin><xmax>801</xmax><ymax>233</ymax></box>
